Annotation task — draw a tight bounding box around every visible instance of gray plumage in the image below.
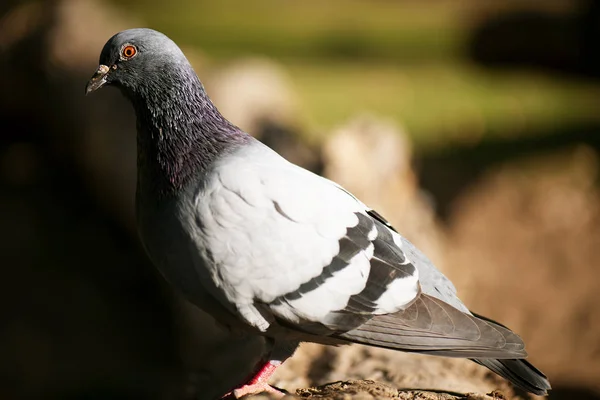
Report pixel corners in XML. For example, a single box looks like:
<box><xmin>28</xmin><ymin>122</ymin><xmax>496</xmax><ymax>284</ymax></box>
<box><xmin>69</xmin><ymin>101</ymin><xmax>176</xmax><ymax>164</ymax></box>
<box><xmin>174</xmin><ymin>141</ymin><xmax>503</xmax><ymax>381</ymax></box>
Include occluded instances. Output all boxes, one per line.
<box><xmin>86</xmin><ymin>28</ymin><xmax>551</xmax><ymax>396</ymax></box>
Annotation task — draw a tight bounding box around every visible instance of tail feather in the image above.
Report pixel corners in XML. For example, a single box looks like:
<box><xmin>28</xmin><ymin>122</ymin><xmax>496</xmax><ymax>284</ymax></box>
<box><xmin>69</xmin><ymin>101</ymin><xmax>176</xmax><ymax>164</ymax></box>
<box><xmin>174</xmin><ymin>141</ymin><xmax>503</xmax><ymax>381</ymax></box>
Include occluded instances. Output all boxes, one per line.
<box><xmin>468</xmin><ymin>313</ymin><xmax>551</xmax><ymax>395</ymax></box>
<box><xmin>473</xmin><ymin>358</ymin><xmax>551</xmax><ymax>396</ymax></box>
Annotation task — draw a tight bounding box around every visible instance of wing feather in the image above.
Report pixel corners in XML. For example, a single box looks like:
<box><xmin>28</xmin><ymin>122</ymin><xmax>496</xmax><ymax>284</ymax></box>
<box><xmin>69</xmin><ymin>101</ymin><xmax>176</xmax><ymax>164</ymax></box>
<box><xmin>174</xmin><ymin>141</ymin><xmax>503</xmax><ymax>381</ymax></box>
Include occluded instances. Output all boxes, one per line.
<box><xmin>336</xmin><ymin>294</ymin><xmax>527</xmax><ymax>359</ymax></box>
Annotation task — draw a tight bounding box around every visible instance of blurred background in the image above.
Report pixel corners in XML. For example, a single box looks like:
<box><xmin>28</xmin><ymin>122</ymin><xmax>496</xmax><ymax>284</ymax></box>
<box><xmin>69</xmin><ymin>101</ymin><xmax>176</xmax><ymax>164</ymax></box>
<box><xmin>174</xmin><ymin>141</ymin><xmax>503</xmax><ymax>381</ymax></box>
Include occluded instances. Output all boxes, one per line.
<box><xmin>1</xmin><ymin>0</ymin><xmax>599</xmax><ymax>399</ymax></box>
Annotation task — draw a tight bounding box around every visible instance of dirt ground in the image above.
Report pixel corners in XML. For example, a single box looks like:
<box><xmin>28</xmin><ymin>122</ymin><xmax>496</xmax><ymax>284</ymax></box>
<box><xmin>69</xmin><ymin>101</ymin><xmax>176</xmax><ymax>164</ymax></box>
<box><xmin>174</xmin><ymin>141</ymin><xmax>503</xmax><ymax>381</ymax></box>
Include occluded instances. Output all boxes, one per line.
<box><xmin>295</xmin><ymin>380</ymin><xmax>504</xmax><ymax>400</ymax></box>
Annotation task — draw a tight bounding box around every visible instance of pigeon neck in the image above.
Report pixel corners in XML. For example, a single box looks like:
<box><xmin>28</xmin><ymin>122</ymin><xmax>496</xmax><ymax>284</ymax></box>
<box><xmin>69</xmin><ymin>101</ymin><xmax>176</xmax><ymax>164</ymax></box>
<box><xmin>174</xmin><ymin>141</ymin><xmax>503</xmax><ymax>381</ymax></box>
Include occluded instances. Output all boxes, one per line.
<box><xmin>131</xmin><ymin>67</ymin><xmax>249</xmax><ymax>196</ymax></box>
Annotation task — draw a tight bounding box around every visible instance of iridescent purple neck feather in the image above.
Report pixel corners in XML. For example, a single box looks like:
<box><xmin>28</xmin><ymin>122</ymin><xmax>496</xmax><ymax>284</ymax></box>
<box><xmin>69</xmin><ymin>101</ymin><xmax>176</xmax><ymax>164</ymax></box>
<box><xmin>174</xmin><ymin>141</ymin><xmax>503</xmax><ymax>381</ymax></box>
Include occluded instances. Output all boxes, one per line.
<box><xmin>126</xmin><ymin>58</ymin><xmax>250</xmax><ymax>195</ymax></box>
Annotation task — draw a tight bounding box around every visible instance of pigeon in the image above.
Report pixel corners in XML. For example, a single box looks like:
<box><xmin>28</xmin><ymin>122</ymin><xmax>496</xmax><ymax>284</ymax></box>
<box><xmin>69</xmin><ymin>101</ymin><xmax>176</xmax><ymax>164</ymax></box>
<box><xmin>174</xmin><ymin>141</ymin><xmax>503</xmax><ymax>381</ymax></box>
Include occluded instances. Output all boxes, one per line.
<box><xmin>86</xmin><ymin>28</ymin><xmax>551</xmax><ymax>398</ymax></box>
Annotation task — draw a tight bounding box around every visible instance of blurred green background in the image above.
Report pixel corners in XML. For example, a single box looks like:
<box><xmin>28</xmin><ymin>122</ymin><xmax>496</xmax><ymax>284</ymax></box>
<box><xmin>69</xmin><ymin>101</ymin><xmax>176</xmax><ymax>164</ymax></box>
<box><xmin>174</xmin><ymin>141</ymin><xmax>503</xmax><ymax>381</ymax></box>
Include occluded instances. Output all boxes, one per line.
<box><xmin>112</xmin><ymin>0</ymin><xmax>600</xmax><ymax>148</ymax></box>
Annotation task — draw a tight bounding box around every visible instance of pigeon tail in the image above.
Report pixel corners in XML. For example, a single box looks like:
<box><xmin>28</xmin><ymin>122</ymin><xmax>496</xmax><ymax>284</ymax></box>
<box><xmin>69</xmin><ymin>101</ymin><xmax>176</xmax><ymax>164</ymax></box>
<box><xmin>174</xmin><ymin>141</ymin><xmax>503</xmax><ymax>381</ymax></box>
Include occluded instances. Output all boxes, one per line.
<box><xmin>472</xmin><ymin>358</ymin><xmax>551</xmax><ymax>396</ymax></box>
<box><xmin>469</xmin><ymin>312</ymin><xmax>551</xmax><ymax>395</ymax></box>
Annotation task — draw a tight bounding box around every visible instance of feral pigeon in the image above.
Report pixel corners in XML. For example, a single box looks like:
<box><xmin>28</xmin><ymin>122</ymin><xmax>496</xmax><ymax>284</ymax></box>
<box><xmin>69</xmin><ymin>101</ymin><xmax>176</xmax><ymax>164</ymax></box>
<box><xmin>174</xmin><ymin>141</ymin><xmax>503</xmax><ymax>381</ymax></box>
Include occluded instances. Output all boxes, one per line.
<box><xmin>86</xmin><ymin>29</ymin><xmax>551</xmax><ymax>398</ymax></box>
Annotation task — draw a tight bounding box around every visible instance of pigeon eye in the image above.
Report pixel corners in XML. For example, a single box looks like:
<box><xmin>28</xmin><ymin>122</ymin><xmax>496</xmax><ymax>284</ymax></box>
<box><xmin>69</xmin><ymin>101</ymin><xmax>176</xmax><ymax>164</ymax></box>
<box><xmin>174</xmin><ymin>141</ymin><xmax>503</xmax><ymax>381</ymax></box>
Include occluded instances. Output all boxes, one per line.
<box><xmin>121</xmin><ymin>45</ymin><xmax>137</xmax><ymax>59</ymax></box>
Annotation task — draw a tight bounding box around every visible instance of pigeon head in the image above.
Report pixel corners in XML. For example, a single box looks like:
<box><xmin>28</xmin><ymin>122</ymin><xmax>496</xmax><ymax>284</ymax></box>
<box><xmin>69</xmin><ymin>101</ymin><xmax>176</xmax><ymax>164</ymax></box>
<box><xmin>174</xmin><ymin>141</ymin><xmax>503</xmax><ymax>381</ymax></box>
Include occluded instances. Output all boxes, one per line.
<box><xmin>86</xmin><ymin>28</ymin><xmax>192</xmax><ymax>98</ymax></box>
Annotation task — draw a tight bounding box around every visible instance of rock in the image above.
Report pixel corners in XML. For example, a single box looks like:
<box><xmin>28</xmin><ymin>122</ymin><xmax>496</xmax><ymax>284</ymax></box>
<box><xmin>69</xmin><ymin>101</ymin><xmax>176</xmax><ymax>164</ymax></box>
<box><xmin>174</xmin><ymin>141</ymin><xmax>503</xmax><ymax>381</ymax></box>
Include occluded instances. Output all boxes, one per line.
<box><xmin>207</xmin><ymin>58</ymin><xmax>299</xmax><ymax>136</ymax></box>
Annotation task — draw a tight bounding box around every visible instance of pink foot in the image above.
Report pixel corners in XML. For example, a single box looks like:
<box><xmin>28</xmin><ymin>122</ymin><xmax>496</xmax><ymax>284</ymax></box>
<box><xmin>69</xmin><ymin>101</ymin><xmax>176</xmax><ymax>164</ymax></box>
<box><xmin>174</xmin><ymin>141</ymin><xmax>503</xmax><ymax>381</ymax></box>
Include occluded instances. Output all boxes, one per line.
<box><xmin>221</xmin><ymin>360</ymin><xmax>286</xmax><ymax>399</ymax></box>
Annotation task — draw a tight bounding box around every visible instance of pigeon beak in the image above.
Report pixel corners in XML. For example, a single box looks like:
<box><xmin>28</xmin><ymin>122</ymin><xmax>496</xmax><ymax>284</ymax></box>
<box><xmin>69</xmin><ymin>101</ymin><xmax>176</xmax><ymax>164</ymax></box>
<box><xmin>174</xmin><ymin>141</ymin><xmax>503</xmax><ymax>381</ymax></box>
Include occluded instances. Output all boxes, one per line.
<box><xmin>85</xmin><ymin>64</ymin><xmax>111</xmax><ymax>95</ymax></box>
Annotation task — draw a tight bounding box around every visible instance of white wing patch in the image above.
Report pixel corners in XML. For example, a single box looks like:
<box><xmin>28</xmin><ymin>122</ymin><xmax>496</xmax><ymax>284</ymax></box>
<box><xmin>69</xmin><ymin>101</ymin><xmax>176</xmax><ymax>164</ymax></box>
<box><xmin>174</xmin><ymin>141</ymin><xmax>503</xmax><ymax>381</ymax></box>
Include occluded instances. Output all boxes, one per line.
<box><xmin>373</xmin><ymin>273</ymin><xmax>420</xmax><ymax>315</ymax></box>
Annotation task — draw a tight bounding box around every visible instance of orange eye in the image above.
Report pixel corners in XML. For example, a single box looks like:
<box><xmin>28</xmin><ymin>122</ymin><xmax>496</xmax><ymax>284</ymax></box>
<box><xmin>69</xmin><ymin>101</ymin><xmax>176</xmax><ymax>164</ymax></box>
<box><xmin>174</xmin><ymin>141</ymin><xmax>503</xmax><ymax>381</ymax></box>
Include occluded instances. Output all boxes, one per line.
<box><xmin>121</xmin><ymin>45</ymin><xmax>137</xmax><ymax>59</ymax></box>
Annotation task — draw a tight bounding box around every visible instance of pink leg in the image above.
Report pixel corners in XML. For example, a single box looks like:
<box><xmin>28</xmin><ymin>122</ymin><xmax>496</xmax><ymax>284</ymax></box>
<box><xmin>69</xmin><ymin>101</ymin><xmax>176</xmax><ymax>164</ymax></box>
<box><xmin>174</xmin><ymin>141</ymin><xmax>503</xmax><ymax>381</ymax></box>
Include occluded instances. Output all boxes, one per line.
<box><xmin>221</xmin><ymin>360</ymin><xmax>285</xmax><ymax>399</ymax></box>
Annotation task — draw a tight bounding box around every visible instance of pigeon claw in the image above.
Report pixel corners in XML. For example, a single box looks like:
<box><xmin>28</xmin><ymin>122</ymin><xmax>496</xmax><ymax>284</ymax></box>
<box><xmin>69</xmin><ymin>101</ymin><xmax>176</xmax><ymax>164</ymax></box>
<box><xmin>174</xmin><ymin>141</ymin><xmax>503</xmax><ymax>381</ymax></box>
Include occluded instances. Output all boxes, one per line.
<box><xmin>220</xmin><ymin>360</ymin><xmax>285</xmax><ymax>399</ymax></box>
<box><xmin>227</xmin><ymin>382</ymin><xmax>285</xmax><ymax>399</ymax></box>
